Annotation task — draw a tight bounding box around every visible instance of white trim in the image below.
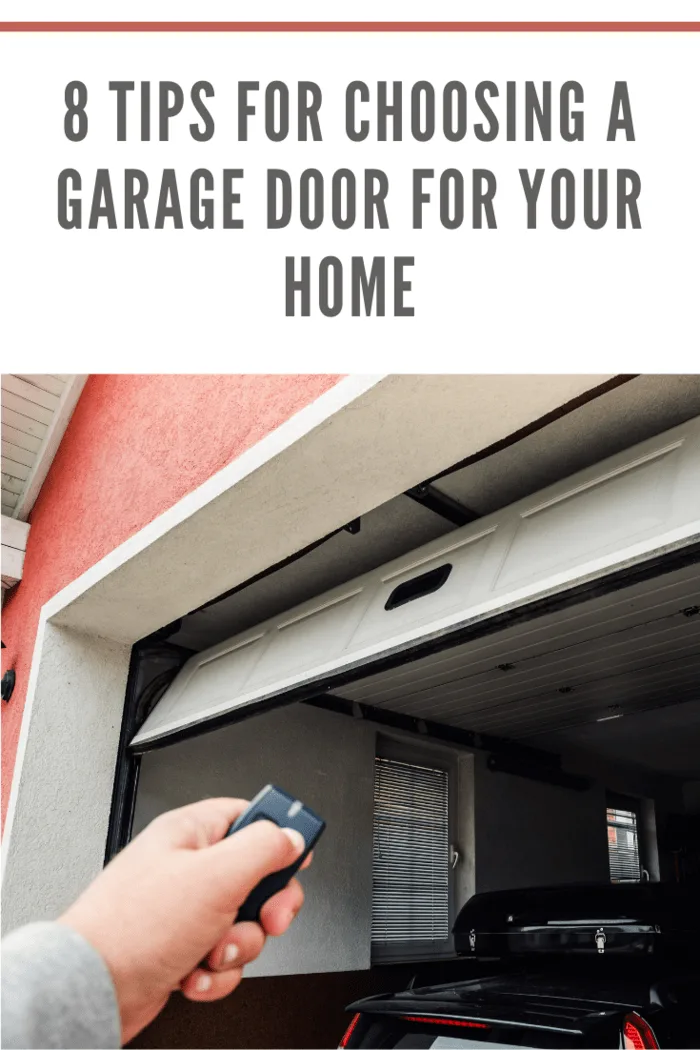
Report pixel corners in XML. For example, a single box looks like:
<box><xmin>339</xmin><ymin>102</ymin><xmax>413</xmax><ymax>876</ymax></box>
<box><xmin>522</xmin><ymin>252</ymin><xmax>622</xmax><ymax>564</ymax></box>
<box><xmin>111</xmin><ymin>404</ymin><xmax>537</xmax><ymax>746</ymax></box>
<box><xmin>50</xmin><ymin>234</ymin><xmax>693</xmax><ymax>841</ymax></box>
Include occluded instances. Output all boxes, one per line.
<box><xmin>1</xmin><ymin>514</ymin><xmax>30</xmax><ymax>590</ymax></box>
<box><xmin>1</xmin><ymin>545</ymin><xmax>24</xmax><ymax>589</ymax></box>
<box><xmin>12</xmin><ymin>376</ymin><xmax>88</xmax><ymax>522</ymax></box>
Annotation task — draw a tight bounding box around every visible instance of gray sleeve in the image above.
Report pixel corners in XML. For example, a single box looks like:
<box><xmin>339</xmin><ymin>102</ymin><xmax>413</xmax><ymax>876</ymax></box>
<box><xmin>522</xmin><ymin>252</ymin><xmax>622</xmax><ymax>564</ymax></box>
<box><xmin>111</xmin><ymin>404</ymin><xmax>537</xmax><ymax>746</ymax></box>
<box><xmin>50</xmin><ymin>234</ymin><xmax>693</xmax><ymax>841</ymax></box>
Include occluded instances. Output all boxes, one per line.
<box><xmin>1</xmin><ymin>921</ymin><xmax>121</xmax><ymax>1049</ymax></box>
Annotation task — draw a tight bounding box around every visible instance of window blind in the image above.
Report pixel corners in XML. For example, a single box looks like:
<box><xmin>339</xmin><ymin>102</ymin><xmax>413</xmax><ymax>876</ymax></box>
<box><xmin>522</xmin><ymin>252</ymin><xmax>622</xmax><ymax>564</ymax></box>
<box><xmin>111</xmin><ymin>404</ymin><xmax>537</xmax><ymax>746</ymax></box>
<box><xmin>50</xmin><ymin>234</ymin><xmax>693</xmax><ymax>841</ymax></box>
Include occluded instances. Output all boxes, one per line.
<box><xmin>372</xmin><ymin>756</ymin><xmax>450</xmax><ymax>945</ymax></box>
<box><xmin>607</xmin><ymin>807</ymin><xmax>641</xmax><ymax>882</ymax></box>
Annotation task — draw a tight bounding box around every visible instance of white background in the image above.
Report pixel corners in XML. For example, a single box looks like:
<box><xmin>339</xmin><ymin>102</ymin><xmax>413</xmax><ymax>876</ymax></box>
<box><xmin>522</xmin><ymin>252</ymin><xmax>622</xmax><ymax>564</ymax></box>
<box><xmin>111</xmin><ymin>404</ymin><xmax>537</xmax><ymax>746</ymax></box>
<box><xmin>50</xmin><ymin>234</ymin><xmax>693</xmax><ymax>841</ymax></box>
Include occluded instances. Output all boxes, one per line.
<box><xmin>1</xmin><ymin>7</ymin><xmax>698</xmax><ymax>372</ymax></box>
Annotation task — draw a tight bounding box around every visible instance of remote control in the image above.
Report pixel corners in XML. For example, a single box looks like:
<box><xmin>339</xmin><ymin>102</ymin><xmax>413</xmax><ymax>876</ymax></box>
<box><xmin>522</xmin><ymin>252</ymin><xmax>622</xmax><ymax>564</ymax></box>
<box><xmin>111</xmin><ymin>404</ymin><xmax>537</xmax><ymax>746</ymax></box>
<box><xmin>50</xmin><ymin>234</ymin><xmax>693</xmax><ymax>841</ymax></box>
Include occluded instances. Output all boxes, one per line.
<box><xmin>227</xmin><ymin>784</ymin><xmax>325</xmax><ymax>923</ymax></box>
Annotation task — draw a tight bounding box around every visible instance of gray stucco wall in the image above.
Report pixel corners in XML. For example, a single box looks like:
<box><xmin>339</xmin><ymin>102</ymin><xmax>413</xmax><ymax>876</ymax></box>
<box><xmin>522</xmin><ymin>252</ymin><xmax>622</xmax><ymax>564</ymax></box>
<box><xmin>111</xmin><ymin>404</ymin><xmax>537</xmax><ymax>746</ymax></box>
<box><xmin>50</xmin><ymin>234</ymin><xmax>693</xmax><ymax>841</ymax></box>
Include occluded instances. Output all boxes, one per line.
<box><xmin>133</xmin><ymin>704</ymin><xmax>376</xmax><ymax>977</ymax></box>
<box><xmin>131</xmin><ymin>701</ymin><xmax>679</xmax><ymax>979</ymax></box>
<box><xmin>2</xmin><ymin>625</ymin><xmax>131</xmax><ymax>934</ymax></box>
<box><xmin>684</xmin><ymin>780</ymin><xmax>700</xmax><ymax>814</ymax></box>
<box><xmin>473</xmin><ymin>755</ymin><xmax>611</xmax><ymax>893</ymax></box>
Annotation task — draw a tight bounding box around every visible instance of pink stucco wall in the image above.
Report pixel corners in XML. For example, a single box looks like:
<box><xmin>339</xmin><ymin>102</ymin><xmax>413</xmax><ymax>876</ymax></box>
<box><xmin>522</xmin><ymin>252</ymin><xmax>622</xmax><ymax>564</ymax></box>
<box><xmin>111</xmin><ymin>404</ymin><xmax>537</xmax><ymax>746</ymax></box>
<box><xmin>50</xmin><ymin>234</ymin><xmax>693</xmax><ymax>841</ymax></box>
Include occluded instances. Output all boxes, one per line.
<box><xmin>1</xmin><ymin>374</ymin><xmax>341</xmax><ymax>828</ymax></box>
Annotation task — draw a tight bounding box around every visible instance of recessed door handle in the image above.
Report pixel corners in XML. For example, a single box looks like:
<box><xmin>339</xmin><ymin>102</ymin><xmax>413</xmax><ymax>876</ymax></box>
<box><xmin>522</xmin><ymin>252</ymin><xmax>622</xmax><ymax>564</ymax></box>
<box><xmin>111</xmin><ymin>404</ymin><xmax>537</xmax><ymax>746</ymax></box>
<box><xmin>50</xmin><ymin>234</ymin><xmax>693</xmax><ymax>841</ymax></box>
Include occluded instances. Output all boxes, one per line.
<box><xmin>385</xmin><ymin>563</ymin><xmax>453</xmax><ymax>611</ymax></box>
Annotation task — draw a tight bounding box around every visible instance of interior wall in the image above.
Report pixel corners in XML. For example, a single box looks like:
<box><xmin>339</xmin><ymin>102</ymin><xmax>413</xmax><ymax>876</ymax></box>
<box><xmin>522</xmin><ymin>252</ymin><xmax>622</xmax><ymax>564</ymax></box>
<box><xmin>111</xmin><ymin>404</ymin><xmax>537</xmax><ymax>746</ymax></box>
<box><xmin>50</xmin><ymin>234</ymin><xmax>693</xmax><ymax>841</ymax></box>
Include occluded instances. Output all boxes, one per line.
<box><xmin>564</xmin><ymin>747</ymin><xmax>687</xmax><ymax>811</ymax></box>
<box><xmin>473</xmin><ymin>754</ymin><xmax>611</xmax><ymax>893</ymax></box>
<box><xmin>456</xmin><ymin>753</ymin><xmax>477</xmax><ymax>908</ymax></box>
<box><xmin>131</xmin><ymin>701</ymin><xmax>689</xmax><ymax>981</ymax></box>
<box><xmin>134</xmin><ymin>703</ymin><xmax>482</xmax><ymax>978</ymax></box>
<box><xmin>472</xmin><ymin>744</ymin><xmax>690</xmax><ymax>894</ymax></box>
<box><xmin>133</xmin><ymin>704</ymin><xmax>376</xmax><ymax>977</ymax></box>
<box><xmin>684</xmin><ymin>781</ymin><xmax>700</xmax><ymax>814</ymax></box>
<box><xmin>563</xmin><ymin>746</ymin><xmax>687</xmax><ymax>883</ymax></box>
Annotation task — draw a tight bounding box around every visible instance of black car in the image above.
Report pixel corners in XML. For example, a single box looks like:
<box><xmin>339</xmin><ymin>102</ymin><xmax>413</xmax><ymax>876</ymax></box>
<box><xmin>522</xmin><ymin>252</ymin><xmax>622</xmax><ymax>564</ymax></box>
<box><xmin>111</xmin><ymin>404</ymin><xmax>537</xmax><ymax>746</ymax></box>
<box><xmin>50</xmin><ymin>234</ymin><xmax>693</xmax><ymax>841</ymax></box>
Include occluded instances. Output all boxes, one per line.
<box><xmin>340</xmin><ymin>884</ymin><xmax>700</xmax><ymax>1048</ymax></box>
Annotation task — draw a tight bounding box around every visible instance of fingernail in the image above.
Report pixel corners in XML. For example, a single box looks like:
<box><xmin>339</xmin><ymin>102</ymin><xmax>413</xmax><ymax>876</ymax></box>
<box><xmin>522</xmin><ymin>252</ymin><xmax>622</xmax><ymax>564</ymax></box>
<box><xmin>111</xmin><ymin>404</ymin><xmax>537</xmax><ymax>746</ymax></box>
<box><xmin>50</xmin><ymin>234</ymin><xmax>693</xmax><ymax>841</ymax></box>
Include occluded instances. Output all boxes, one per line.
<box><xmin>196</xmin><ymin>974</ymin><xmax>213</xmax><ymax>993</ymax></box>
<box><xmin>281</xmin><ymin>827</ymin><xmax>306</xmax><ymax>854</ymax></box>
<box><xmin>223</xmin><ymin>943</ymin><xmax>239</xmax><ymax>965</ymax></box>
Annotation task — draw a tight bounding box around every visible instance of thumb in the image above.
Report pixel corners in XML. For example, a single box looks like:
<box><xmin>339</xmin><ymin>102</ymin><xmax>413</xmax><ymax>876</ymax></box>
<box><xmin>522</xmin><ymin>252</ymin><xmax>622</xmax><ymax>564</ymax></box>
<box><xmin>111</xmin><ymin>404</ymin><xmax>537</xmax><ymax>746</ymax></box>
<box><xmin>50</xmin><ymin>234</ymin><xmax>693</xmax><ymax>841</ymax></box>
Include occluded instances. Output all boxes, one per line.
<box><xmin>201</xmin><ymin>819</ymin><xmax>306</xmax><ymax>910</ymax></box>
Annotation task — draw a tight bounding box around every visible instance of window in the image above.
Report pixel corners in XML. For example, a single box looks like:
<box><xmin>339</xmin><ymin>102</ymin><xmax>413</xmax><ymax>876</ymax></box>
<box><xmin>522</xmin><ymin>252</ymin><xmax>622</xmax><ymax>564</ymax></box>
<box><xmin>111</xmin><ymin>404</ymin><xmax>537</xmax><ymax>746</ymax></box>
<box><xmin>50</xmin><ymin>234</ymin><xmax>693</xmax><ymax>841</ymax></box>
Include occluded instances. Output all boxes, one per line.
<box><xmin>372</xmin><ymin>756</ymin><xmax>451</xmax><ymax>956</ymax></box>
<box><xmin>607</xmin><ymin>807</ymin><xmax>641</xmax><ymax>882</ymax></box>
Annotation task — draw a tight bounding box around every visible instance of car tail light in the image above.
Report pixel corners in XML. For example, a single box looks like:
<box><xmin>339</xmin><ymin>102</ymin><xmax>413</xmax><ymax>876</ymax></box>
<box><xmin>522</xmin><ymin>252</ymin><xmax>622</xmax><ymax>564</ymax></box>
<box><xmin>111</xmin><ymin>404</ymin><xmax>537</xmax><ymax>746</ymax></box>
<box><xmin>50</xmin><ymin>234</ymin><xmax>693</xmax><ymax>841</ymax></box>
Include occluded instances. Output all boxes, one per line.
<box><xmin>622</xmin><ymin>1013</ymin><xmax>659</xmax><ymax>1049</ymax></box>
<box><xmin>339</xmin><ymin>1012</ymin><xmax>361</xmax><ymax>1048</ymax></box>
<box><xmin>400</xmin><ymin>1015</ymin><xmax>490</xmax><ymax>1030</ymax></box>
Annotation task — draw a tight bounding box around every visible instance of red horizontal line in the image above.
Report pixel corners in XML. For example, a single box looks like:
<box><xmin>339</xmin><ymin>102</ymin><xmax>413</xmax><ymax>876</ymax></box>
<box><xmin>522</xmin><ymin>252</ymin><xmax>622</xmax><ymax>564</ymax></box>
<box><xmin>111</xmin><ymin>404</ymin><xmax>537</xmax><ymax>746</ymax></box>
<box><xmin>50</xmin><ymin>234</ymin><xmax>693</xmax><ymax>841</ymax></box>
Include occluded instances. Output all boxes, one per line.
<box><xmin>1</xmin><ymin>22</ymin><xmax>699</xmax><ymax>33</ymax></box>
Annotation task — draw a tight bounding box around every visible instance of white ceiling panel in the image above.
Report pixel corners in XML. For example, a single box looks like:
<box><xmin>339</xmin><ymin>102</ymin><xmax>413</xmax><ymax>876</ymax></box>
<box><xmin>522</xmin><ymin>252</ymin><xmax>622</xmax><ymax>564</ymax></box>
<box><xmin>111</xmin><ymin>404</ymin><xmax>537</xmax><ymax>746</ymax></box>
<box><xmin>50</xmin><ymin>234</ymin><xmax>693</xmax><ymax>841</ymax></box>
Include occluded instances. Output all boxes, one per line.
<box><xmin>531</xmin><ymin>698</ymin><xmax>700</xmax><ymax>779</ymax></box>
<box><xmin>14</xmin><ymin>375</ymin><xmax>67</xmax><ymax>397</ymax></box>
<box><xmin>1</xmin><ymin>374</ymin><xmax>86</xmax><ymax>521</ymax></box>
<box><xmin>338</xmin><ymin>562</ymin><xmax>700</xmax><ymax>742</ymax></box>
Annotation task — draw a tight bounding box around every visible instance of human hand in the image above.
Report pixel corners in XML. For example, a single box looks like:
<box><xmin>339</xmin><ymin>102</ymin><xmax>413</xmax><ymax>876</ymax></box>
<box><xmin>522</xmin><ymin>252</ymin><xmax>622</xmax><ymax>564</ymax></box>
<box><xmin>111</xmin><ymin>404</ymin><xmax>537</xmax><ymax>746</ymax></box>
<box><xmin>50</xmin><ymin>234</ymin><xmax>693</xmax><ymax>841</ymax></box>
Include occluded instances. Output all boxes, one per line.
<box><xmin>58</xmin><ymin>798</ymin><xmax>311</xmax><ymax>1044</ymax></box>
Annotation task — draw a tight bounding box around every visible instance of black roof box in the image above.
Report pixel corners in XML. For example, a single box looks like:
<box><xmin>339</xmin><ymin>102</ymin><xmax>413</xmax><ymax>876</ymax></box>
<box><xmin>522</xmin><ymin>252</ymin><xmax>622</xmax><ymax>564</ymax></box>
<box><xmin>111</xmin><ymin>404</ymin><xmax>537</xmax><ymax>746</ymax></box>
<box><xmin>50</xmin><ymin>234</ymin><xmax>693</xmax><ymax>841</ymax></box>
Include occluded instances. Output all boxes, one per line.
<box><xmin>453</xmin><ymin>882</ymin><xmax>700</xmax><ymax>960</ymax></box>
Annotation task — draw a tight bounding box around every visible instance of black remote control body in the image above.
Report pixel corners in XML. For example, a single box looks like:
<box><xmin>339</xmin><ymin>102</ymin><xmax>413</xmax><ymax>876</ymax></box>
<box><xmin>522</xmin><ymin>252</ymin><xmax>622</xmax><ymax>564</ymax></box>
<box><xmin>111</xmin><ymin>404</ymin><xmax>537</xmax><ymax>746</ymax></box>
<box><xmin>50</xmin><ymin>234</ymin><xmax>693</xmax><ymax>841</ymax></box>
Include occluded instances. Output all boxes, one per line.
<box><xmin>227</xmin><ymin>784</ymin><xmax>325</xmax><ymax>923</ymax></box>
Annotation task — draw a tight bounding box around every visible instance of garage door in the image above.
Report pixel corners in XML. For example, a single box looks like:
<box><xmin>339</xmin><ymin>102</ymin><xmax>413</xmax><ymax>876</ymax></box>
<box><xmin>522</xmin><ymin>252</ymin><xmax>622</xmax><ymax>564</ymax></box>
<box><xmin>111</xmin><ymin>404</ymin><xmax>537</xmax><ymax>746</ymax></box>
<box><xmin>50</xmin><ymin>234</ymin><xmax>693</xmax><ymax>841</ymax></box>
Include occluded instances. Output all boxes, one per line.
<box><xmin>130</xmin><ymin>416</ymin><xmax>700</xmax><ymax>750</ymax></box>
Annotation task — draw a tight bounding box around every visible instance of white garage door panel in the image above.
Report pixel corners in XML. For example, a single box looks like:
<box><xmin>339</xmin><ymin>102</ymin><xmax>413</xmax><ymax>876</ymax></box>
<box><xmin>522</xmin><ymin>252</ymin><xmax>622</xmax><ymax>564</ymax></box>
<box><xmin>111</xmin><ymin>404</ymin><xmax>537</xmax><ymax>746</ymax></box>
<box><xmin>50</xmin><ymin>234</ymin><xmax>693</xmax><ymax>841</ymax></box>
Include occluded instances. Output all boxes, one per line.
<box><xmin>261</xmin><ymin>587</ymin><xmax>369</xmax><ymax>679</ymax></box>
<box><xmin>131</xmin><ymin>416</ymin><xmax>700</xmax><ymax>748</ymax></box>
<box><xmin>495</xmin><ymin>440</ymin><xmax>682</xmax><ymax>590</ymax></box>
<box><xmin>348</xmin><ymin>525</ymin><xmax>499</xmax><ymax>650</ymax></box>
<box><xmin>157</xmin><ymin>631</ymin><xmax>268</xmax><ymax>725</ymax></box>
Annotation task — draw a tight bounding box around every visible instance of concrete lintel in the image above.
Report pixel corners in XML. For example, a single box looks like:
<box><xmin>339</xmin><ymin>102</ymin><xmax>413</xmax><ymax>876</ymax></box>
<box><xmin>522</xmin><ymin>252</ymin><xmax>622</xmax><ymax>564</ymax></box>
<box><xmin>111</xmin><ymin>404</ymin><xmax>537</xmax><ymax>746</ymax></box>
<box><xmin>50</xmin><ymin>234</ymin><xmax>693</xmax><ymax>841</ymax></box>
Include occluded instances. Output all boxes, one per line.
<box><xmin>48</xmin><ymin>374</ymin><xmax>614</xmax><ymax>644</ymax></box>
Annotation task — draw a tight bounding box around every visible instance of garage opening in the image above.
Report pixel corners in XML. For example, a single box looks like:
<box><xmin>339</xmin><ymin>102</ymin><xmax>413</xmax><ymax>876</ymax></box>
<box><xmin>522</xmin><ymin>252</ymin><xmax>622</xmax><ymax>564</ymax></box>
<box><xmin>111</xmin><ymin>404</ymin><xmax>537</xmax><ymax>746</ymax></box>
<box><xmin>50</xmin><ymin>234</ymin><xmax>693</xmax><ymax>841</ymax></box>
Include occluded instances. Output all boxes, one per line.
<box><xmin>118</xmin><ymin>407</ymin><xmax>700</xmax><ymax>1049</ymax></box>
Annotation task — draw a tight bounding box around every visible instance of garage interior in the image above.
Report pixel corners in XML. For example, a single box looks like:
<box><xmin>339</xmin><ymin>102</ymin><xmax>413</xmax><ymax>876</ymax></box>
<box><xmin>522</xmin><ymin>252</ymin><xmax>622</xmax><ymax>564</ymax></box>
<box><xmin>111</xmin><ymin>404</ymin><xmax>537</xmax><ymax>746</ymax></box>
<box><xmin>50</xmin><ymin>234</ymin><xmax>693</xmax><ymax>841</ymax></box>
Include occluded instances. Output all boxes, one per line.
<box><xmin>124</xmin><ymin>375</ymin><xmax>700</xmax><ymax>1049</ymax></box>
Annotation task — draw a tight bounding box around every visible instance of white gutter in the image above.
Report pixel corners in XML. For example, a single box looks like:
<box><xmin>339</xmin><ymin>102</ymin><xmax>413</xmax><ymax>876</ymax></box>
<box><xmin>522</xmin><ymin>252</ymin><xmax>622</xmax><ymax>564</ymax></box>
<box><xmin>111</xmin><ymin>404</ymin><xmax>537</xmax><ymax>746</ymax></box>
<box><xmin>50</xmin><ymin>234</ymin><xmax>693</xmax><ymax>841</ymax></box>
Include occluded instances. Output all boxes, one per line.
<box><xmin>1</xmin><ymin>515</ymin><xmax>30</xmax><ymax>593</ymax></box>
